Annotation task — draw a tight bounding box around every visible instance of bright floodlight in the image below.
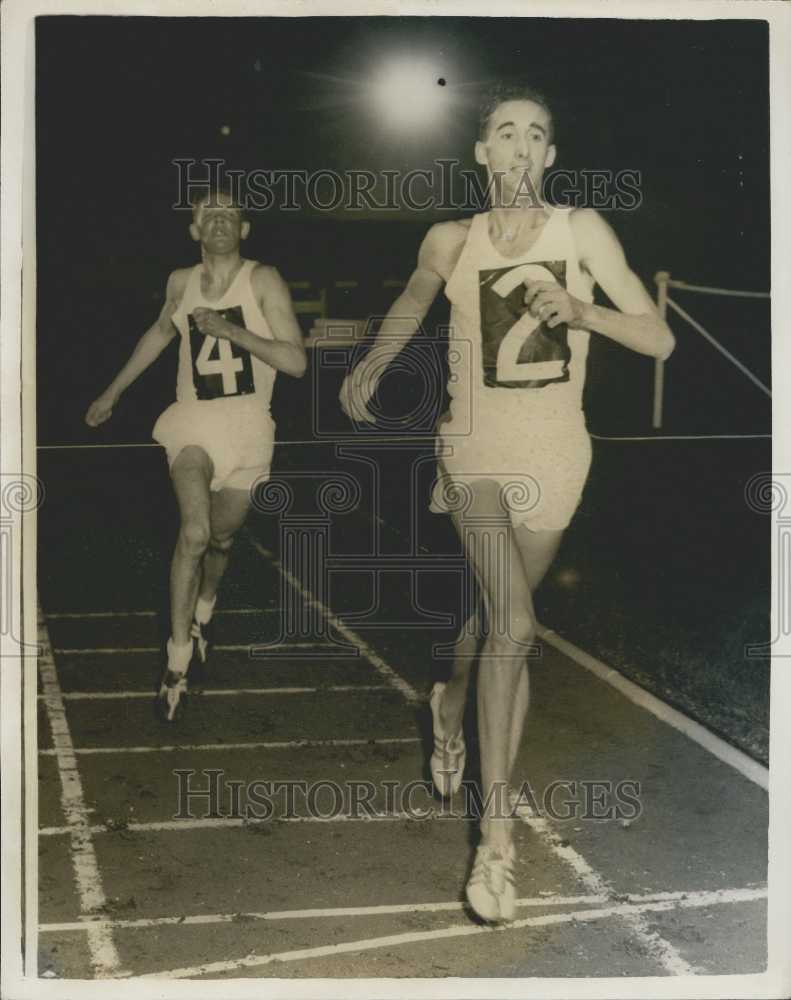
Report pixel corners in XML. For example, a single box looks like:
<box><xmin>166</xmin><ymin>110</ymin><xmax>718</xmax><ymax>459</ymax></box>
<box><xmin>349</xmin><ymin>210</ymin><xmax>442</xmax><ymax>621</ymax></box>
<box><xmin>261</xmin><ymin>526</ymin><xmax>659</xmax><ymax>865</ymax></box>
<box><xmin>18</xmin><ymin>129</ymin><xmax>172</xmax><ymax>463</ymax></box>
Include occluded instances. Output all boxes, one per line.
<box><xmin>371</xmin><ymin>58</ymin><xmax>449</xmax><ymax>130</ymax></box>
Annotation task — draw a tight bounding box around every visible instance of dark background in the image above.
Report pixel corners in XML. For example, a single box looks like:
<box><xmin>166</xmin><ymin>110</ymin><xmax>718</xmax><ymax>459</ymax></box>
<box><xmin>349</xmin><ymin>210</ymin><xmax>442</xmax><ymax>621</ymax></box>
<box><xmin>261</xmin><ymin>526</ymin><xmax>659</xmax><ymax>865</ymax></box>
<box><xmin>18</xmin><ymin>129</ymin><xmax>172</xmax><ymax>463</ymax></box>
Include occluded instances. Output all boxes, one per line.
<box><xmin>35</xmin><ymin>16</ymin><xmax>772</xmax><ymax>760</ymax></box>
<box><xmin>36</xmin><ymin>15</ymin><xmax>770</xmax><ymax>443</ymax></box>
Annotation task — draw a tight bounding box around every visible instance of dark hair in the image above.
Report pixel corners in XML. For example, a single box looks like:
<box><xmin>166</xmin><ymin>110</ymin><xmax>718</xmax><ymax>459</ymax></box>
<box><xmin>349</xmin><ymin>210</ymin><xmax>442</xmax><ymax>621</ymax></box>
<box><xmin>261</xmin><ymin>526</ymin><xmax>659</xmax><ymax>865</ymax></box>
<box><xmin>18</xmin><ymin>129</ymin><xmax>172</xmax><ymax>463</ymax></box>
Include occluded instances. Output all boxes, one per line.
<box><xmin>191</xmin><ymin>181</ymin><xmax>248</xmax><ymax>222</ymax></box>
<box><xmin>478</xmin><ymin>82</ymin><xmax>555</xmax><ymax>144</ymax></box>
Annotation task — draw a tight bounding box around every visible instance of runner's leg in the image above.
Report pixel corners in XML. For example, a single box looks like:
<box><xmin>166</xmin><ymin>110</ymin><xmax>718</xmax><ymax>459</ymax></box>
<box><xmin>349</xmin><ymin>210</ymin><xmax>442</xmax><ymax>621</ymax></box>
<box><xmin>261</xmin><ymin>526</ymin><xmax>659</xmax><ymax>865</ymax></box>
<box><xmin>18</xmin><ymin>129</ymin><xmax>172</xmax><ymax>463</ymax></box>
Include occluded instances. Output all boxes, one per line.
<box><xmin>457</xmin><ymin>479</ymin><xmax>534</xmax><ymax>850</ymax></box>
<box><xmin>441</xmin><ymin>514</ymin><xmax>563</xmax><ymax>772</ymax></box>
<box><xmin>198</xmin><ymin>486</ymin><xmax>252</xmax><ymax>605</ymax></box>
<box><xmin>435</xmin><ymin>581</ymin><xmax>481</xmax><ymax>738</ymax></box>
<box><xmin>507</xmin><ymin>525</ymin><xmax>564</xmax><ymax>771</ymax></box>
<box><xmin>169</xmin><ymin>446</ymin><xmax>213</xmax><ymax>646</ymax></box>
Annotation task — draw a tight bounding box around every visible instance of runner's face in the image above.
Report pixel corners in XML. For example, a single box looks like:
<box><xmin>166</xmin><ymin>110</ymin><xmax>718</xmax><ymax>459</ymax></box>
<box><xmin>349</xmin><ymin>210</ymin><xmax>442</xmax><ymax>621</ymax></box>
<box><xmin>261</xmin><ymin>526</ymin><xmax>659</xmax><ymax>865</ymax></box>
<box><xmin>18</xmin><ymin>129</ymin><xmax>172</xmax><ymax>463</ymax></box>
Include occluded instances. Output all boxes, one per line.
<box><xmin>476</xmin><ymin>100</ymin><xmax>556</xmax><ymax>201</ymax></box>
<box><xmin>190</xmin><ymin>197</ymin><xmax>249</xmax><ymax>252</ymax></box>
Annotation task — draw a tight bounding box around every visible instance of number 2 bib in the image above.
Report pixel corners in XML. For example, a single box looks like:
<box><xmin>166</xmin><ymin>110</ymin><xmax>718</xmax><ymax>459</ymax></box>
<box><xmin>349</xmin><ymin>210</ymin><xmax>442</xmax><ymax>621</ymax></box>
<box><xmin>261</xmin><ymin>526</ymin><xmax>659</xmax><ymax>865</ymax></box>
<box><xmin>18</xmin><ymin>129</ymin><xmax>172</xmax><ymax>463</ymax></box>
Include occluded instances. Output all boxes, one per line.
<box><xmin>479</xmin><ymin>260</ymin><xmax>570</xmax><ymax>389</ymax></box>
<box><xmin>188</xmin><ymin>305</ymin><xmax>255</xmax><ymax>400</ymax></box>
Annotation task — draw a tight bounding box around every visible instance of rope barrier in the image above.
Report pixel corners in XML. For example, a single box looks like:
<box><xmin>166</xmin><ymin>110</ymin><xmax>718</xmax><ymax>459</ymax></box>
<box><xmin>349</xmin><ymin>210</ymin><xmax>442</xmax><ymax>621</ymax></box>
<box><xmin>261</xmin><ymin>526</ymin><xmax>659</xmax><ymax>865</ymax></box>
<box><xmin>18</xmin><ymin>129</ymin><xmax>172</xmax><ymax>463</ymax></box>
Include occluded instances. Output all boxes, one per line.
<box><xmin>665</xmin><ymin>279</ymin><xmax>770</xmax><ymax>300</ymax></box>
<box><xmin>590</xmin><ymin>433</ymin><xmax>769</xmax><ymax>442</ymax></box>
<box><xmin>42</xmin><ymin>271</ymin><xmax>769</xmax><ymax>452</ymax></box>
<box><xmin>36</xmin><ymin>432</ymin><xmax>771</xmax><ymax>451</ymax></box>
<box><xmin>666</xmin><ymin>297</ymin><xmax>771</xmax><ymax>398</ymax></box>
<box><xmin>651</xmin><ymin>271</ymin><xmax>770</xmax><ymax>430</ymax></box>
<box><xmin>37</xmin><ymin>442</ymin><xmax>161</xmax><ymax>450</ymax></box>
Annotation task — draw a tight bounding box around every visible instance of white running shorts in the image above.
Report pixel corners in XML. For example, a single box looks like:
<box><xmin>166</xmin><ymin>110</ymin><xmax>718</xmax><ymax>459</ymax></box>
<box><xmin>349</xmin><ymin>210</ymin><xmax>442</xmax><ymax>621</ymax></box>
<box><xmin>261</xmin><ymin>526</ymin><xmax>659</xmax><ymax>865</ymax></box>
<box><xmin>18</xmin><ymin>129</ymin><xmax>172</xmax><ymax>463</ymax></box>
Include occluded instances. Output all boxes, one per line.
<box><xmin>152</xmin><ymin>396</ymin><xmax>275</xmax><ymax>493</ymax></box>
<box><xmin>431</xmin><ymin>414</ymin><xmax>592</xmax><ymax>532</ymax></box>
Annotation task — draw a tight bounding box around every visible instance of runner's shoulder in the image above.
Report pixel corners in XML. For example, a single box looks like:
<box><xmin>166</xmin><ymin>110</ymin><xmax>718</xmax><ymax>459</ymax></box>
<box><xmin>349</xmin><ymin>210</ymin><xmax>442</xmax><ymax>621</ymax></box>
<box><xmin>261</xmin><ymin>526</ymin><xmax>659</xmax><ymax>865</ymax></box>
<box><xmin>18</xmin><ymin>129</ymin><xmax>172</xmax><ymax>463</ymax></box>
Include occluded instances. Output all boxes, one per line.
<box><xmin>568</xmin><ymin>207</ymin><xmax>612</xmax><ymax>239</ymax></box>
<box><xmin>568</xmin><ymin>207</ymin><xmax>623</xmax><ymax>263</ymax></box>
<box><xmin>419</xmin><ymin>219</ymin><xmax>471</xmax><ymax>280</ymax></box>
<box><xmin>165</xmin><ymin>266</ymin><xmax>193</xmax><ymax>303</ymax></box>
<box><xmin>250</xmin><ymin>263</ymin><xmax>295</xmax><ymax>314</ymax></box>
<box><xmin>249</xmin><ymin>261</ymin><xmax>286</xmax><ymax>294</ymax></box>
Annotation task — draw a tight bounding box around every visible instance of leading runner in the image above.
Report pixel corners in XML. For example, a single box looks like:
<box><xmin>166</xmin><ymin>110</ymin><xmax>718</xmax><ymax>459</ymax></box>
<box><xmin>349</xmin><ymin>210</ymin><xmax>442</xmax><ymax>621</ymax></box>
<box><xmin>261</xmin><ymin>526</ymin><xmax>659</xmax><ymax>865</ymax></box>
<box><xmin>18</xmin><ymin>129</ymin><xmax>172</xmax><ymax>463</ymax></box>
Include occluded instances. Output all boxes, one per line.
<box><xmin>340</xmin><ymin>83</ymin><xmax>675</xmax><ymax>923</ymax></box>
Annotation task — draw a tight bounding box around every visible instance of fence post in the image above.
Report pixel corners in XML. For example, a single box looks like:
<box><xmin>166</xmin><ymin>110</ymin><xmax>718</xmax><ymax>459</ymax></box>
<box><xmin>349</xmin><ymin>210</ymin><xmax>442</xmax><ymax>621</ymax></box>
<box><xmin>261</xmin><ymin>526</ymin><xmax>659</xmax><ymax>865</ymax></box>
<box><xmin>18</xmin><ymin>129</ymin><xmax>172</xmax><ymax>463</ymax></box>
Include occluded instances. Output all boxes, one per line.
<box><xmin>653</xmin><ymin>271</ymin><xmax>670</xmax><ymax>430</ymax></box>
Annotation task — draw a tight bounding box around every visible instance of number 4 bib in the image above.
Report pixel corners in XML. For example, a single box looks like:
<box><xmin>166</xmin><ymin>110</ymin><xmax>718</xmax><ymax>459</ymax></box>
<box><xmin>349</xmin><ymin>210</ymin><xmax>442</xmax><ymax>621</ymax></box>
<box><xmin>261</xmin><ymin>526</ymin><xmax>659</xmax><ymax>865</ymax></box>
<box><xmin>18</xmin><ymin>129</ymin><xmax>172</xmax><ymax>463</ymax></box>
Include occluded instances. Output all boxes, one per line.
<box><xmin>479</xmin><ymin>260</ymin><xmax>570</xmax><ymax>389</ymax></box>
<box><xmin>188</xmin><ymin>305</ymin><xmax>255</xmax><ymax>400</ymax></box>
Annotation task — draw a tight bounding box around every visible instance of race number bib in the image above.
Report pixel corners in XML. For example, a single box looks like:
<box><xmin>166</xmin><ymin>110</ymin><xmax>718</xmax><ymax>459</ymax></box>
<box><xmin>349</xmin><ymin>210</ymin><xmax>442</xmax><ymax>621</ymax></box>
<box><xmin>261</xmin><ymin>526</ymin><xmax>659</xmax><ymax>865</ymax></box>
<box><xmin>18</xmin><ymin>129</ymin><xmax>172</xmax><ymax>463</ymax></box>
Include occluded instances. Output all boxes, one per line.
<box><xmin>188</xmin><ymin>305</ymin><xmax>255</xmax><ymax>400</ymax></box>
<box><xmin>479</xmin><ymin>261</ymin><xmax>570</xmax><ymax>388</ymax></box>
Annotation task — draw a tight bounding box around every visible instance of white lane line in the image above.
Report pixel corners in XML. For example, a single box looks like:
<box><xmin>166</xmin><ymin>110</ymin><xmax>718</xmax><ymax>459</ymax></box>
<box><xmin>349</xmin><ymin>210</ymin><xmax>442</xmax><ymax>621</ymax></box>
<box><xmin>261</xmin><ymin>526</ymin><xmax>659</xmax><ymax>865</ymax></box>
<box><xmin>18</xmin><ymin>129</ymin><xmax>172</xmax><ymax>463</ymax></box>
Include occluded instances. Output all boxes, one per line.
<box><xmin>37</xmin><ymin>735</ymin><xmax>421</xmax><ymax>761</ymax></box>
<box><xmin>251</xmin><ymin>535</ymin><xmax>692</xmax><ymax>972</ymax></box>
<box><xmin>40</xmin><ymin>807</ymin><xmax>445</xmax><ymax>838</ymax></box>
<box><xmin>249</xmin><ymin>537</ymin><xmax>420</xmax><ymax>704</ymax></box>
<box><xmin>133</xmin><ymin>886</ymin><xmax>767</xmax><ymax>980</ymax></box>
<box><xmin>53</xmin><ymin>642</ymin><xmax>329</xmax><ymax>655</ymax></box>
<box><xmin>39</xmin><ymin>885</ymin><xmax>765</xmax><ymax>934</ymax></box>
<box><xmin>42</xmin><ymin>685</ymin><xmax>392</xmax><ymax>702</ymax></box>
<box><xmin>46</xmin><ymin>609</ymin><xmax>278</xmax><ymax>619</ymax></box>
<box><xmin>37</xmin><ymin>611</ymin><xmax>128</xmax><ymax>978</ymax></box>
<box><xmin>40</xmin><ymin>895</ymin><xmax>606</xmax><ymax>933</ymax></box>
<box><xmin>537</xmin><ymin>625</ymin><xmax>769</xmax><ymax>791</ymax></box>
<box><xmin>513</xmin><ymin>803</ymin><xmax>697</xmax><ymax>976</ymax></box>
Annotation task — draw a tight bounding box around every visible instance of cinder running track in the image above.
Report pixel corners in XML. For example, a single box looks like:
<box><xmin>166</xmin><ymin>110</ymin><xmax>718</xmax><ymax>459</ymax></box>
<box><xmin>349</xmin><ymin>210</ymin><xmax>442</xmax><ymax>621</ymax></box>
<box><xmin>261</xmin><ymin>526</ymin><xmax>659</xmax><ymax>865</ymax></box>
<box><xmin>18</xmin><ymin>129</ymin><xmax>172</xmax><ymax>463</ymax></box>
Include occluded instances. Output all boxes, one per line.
<box><xmin>36</xmin><ymin>532</ymin><xmax>767</xmax><ymax>980</ymax></box>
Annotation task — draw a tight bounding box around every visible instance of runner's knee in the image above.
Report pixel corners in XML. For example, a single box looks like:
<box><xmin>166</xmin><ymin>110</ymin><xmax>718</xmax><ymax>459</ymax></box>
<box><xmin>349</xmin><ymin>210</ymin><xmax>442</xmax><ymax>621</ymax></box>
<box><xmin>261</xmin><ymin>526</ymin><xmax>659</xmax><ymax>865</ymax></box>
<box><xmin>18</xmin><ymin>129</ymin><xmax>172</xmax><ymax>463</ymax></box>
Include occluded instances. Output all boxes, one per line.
<box><xmin>488</xmin><ymin>608</ymin><xmax>535</xmax><ymax>653</ymax></box>
<box><xmin>208</xmin><ymin>533</ymin><xmax>235</xmax><ymax>555</ymax></box>
<box><xmin>179</xmin><ymin>519</ymin><xmax>210</xmax><ymax>557</ymax></box>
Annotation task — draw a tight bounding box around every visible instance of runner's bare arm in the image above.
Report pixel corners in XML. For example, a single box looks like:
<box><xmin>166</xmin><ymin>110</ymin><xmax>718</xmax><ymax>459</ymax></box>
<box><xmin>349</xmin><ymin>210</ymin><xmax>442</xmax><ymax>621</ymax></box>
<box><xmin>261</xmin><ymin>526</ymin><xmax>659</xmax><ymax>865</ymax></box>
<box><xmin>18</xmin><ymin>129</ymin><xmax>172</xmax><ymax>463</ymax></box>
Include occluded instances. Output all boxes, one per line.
<box><xmin>191</xmin><ymin>266</ymin><xmax>307</xmax><ymax>378</ymax></box>
<box><xmin>85</xmin><ymin>270</ymin><xmax>185</xmax><ymax>427</ymax></box>
<box><xmin>524</xmin><ymin>209</ymin><xmax>675</xmax><ymax>361</ymax></box>
<box><xmin>340</xmin><ymin>222</ymin><xmax>468</xmax><ymax>422</ymax></box>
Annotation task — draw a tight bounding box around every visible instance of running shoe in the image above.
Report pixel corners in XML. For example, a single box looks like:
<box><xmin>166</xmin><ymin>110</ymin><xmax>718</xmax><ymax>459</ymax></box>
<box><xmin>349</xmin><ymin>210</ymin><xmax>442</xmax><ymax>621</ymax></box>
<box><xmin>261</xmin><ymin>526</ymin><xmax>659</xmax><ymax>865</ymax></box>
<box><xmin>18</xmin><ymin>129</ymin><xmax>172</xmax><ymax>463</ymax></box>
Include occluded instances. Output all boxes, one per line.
<box><xmin>190</xmin><ymin>617</ymin><xmax>214</xmax><ymax>664</ymax></box>
<box><xmin>430</xmin><ymin>682</ymin><xmax>466</xmax><ymax>797</ymax></box>
<box><xmin>155</xmin><ymin>668</ymin><xmax>188</xmax><ymax>723</ymax></box>
<box><xmin>465</xmin><ymin>842</ymin><xmax>517</xmax><ymax>923</ymax></box>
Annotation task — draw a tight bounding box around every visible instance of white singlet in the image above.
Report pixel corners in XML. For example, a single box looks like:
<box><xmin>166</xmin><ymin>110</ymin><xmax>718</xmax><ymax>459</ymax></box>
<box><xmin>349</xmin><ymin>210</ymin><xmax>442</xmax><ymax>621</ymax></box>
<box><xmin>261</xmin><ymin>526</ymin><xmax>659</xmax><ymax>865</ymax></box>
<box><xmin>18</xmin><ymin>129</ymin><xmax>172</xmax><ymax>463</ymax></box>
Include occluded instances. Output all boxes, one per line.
<box><xmin>152</xmin><ymin>259</ymin><xmax>277</xmax><ymax>492</ymax></box>
<box><xmin>431</xmin><ymin>206</ymin><xmax>595</xmax><ymax>531</ymax></box>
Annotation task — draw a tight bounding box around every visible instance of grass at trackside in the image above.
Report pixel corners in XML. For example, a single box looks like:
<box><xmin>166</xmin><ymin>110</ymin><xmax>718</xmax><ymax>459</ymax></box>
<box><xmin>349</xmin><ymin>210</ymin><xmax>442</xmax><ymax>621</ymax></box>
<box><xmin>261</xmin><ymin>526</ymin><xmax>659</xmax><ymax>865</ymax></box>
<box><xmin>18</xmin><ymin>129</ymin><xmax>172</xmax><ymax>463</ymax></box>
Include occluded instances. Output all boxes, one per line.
<box><xmin>533</xmin><ymin>440</ymin><xmax>770</xmax><ymax>763</ymax></box>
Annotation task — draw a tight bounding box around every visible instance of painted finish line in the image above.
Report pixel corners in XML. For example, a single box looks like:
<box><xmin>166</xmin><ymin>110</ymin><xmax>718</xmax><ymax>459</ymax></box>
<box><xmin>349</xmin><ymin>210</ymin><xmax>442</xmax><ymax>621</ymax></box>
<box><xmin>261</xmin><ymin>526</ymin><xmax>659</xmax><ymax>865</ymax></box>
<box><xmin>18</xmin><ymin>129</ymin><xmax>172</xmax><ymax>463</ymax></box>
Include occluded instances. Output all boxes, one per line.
<box><xmin>39</xmin><ymin>885</ymin><xmax>766</xmax><ymax>934</ymax></box>
<box><xmin>132</xmin><ymin>886</ymin><xmax>767</xmax><ymax>980</ymax></box>
<box><xmin>37</xmin><ymin>736</ymin><xmax>422</xmax><ymax>763</ymax></box>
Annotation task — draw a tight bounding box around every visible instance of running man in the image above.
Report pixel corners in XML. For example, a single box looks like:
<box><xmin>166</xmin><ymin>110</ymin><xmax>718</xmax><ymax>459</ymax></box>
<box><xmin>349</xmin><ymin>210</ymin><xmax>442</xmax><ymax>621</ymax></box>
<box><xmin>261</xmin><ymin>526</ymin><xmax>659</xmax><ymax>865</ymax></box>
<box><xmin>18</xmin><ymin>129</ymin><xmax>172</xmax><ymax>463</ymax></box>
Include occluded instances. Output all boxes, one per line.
<box><xmin>86</xmin><ymin>186</ymin><xmax>306</xmax><ymax>721</ymax></box>
<box><xmin>340</xmin><ymin>83</ymin><xmax>674</xmax><ymax>923</ymax></box>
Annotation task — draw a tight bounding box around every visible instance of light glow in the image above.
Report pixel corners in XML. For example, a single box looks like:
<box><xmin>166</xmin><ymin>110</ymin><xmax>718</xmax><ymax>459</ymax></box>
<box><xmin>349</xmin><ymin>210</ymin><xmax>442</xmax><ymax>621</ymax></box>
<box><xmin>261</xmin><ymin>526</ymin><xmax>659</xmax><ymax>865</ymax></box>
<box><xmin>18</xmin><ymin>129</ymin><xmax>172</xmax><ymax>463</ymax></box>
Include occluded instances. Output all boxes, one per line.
<box><xmin>371</xmin><ymin>57</ymin><xmax>450</xmax><ymax>131</ymax></box>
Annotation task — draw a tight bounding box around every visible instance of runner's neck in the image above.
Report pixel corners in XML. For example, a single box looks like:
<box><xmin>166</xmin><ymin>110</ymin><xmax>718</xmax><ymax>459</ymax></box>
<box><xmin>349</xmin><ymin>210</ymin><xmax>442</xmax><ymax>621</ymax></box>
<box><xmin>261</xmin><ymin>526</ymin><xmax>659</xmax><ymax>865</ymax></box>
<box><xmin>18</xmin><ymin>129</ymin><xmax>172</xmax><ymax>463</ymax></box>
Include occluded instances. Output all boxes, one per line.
<box><xmin>199</xmin><ymin>254</ymin><xmax>245</xmax><ymax>299</ymax></box>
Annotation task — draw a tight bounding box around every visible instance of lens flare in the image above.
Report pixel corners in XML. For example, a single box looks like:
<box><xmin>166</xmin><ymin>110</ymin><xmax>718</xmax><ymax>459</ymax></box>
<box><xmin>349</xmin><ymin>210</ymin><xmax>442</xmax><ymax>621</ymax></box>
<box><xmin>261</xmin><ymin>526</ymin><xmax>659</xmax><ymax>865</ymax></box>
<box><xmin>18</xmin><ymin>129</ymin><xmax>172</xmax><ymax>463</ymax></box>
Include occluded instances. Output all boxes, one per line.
<box><xmin>371</xmin><ymin>58</ymin><xmax>450</xmax><ymax>130</ymax></box>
